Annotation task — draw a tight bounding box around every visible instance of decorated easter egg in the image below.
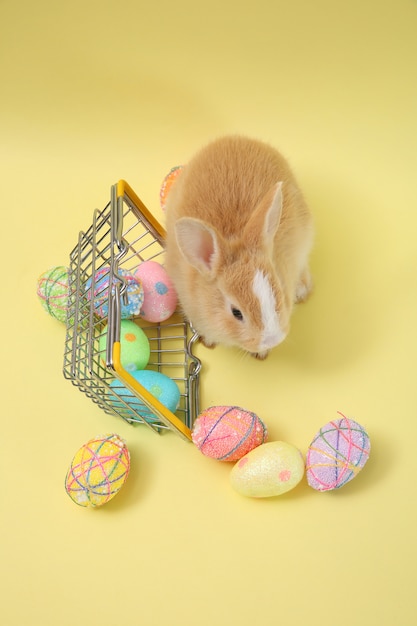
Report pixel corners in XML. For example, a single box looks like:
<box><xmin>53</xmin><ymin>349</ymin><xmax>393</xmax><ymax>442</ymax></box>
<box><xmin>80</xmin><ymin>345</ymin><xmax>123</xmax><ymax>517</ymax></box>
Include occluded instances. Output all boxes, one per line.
<box><xmin>134</xmin><ymin>261</ymin><xmax>177</xmax><ymax>323</ymax></box>
<box><xmin>230</xmin><ymin>441</ymin><xmax>305</xmax><ymax>498</ymax></box>
<box><xmin>160</xmin><ymin>165</ymin><xmax>184</xmax><ymax>210</ymax></box>
<box><xmin>306</xmin><ymin>413</ymin><xmax>371</xmax><ymax>491</ymax></box>
<box><xmin>37</xmin><ymin>266</ymin><xmax>70</xmax><ymax>323</ymax></box>
<box><xmin>65</xmin><ymin>434</ymin><xmax>130</xmax><ymax>507</ymax></box>
<box><xmin>99</xmin><ymin>320</ymin><xmax>150</xmax><ymax>372</ymax></box>
<box><xmin>86</xmin><ymin>267</ymin><xmax>144</xmax><ymax>319</ymax></box>
<box><xmin>192</xmin><ymin>406</ymin><xmax>268</xmax><ymax>462</ymax></box>
<box><xmin>109</xmin><ymin>369</ymin><xmax>181</xmax><ymax>421</ymax></box>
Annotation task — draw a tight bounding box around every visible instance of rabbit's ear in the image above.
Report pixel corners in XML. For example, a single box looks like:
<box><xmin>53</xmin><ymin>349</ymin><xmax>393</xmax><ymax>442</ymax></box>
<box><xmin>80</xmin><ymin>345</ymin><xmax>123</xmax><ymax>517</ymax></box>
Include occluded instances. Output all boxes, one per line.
<box><xmin>245</xmin><ymin>182</ymin><xmax>283</xmax><ymax>248</ymax></box>
<box><xmin>175</xmin><ymin>217</ymin><xmax>221</xmax><ymax>276</ymax></box>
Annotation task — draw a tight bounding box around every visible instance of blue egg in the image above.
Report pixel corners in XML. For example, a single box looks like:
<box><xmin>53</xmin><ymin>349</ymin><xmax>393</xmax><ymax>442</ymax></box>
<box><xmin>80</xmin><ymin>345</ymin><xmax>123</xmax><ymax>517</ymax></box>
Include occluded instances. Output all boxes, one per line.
<box><xmin>109</xmin><ymin>370</ymin><xmax>181</xmax><ymax>422</ymax></box>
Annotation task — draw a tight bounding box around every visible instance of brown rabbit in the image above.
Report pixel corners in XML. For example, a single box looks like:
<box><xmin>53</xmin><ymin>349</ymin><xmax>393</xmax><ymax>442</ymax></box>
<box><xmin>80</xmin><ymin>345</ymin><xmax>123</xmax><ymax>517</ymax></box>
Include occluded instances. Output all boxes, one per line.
<box><xmin>164</xmin><ymin>136</ymin><xmax>314</xmax><ymax>359</ymax></box>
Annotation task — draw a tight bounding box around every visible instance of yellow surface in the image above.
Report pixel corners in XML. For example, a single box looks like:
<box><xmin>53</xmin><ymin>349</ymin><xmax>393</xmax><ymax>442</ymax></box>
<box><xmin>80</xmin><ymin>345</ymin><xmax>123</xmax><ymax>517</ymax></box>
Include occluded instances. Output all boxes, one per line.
<box><xmin>1</xmin><ymin>1</ymin><xmax>416</xmax><ymax>624</ymax></box>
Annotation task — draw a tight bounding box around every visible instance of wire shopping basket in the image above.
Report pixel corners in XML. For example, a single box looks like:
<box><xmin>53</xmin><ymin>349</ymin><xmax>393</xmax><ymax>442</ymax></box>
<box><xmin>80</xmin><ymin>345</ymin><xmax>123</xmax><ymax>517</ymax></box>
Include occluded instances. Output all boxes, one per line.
<box><xmin>63</xmin><ymin>180</ymin><xmax>201</xmax><ymax>442</ymax></box>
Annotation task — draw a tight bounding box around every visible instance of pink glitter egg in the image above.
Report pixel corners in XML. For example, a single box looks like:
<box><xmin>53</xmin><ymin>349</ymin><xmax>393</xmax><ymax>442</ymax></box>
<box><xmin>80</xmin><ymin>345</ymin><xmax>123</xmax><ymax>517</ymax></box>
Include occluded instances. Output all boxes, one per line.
<box><xmin>191</xmin><ymin>406</ymin><xmax>268</xmax><ymax>461</ymax></box>
<box><xmin>306</xmin><ymin>412</ymin><xmax>371</xmax><ymax>491</ymax></box>
<box><xmin>134</xmin><ymin>261</ymin><xmax>177</xmax><ymax>323</ymax></box>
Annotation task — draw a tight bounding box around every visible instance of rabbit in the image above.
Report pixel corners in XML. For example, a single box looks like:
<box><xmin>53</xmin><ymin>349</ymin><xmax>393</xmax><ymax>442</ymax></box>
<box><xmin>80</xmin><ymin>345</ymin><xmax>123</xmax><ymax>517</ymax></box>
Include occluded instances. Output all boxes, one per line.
<box><xmin>164</xmin><ymin>135</ymin><xmax>314</xmax><ymax>359</ymax></box>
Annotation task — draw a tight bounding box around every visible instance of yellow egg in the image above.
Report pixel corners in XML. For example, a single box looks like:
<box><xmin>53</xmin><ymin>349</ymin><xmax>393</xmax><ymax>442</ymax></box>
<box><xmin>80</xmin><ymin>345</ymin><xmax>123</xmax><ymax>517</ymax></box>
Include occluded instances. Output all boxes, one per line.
<box><xmin>230</xmin><ymin>441</ymin><xmax>305</xmax><ymax>497</ymax></box>
<box><xmin>65</xmin><ymin>434</ymin><xmax>130</xmax><ymax>507</ymax></box>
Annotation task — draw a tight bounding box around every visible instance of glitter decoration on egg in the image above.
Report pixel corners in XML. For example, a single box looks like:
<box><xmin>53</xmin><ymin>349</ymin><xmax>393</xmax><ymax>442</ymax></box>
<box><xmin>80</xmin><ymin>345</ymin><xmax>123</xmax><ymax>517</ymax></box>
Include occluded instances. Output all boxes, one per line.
<box><xmin>306</xmin><ymin>412</ymin><xmax>371</xmax><ymax>491</ymax></box>
<box><xmin>85</xmin><ymin>267</ymin><xmax>144</xmax><ymax>319</ymax></box>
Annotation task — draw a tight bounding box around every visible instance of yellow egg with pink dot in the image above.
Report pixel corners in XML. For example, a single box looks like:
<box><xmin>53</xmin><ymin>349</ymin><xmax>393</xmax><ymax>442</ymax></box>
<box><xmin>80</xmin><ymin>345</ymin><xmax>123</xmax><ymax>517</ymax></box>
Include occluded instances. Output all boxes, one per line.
<box><xmin>230</xmin><ymin>441</ymin><xmax>305</xmax><ymax>497</ymax></box>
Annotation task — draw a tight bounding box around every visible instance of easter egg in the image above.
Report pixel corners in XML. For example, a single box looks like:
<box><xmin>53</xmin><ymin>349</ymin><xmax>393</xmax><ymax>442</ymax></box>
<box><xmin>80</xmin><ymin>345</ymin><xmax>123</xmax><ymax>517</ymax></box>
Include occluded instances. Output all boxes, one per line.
<box><xmin>86</xmin><ymin>267</ymin><xmax>144</xmax><ymax>319</ymax></box>
<box><xmin>99</xmin><ymin>320</ymin><xmax>150</xmax><ymax>372</ymax></box>
<box><xmin>134</xmin><ymin>261</ymin><xmax>177</xmax><ymax>323</ymax></box>
<box><xmin>37</xmin><ymin>266</ymin><xmax>70</xmax><ymax>323</ymax></box>
<box><xmin>230</xmin><ymin>441</ymin><xmax>305</xmax><ymax>498</ymax></box>
<box><xmin>192</xmin><ymin>406</ymin><xmax>268</xmax><ymax>462</ymax></box>
<box><xmin>109</xmin><ymin>370</ymin><xmax>181</xmax><ymax>421</ymax></box>
<box><xmin>306</xmin><ymin>413</ymin><xmax>371</xmax><ymax>491</ymax></box>
<box><xmin>65</xmin><ymin>434</ymin><xmax>130</xmax><ymax>507</ymax></box>
<box><xmin>160</xmin><ymin>165</ymin><xmax>184</xmax><ymax>210</ymax></box>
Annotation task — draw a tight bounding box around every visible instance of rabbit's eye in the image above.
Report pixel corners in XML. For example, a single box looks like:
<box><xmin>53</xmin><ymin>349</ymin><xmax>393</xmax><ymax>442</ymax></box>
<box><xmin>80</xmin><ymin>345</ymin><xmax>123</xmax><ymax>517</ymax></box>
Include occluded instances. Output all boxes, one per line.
<box><xmin>231</xmin><ymin>307</ymin><xmax>243</xmax><ymax>321</ymax></box>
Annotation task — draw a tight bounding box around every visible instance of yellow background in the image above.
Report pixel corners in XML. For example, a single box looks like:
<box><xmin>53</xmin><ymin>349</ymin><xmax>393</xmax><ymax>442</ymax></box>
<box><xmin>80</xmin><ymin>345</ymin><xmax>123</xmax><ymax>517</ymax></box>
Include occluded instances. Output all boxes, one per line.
<box><xmin>1</xmin><ymin>1</ymin><xmax>416</xmax><ymax>624</ymax></box>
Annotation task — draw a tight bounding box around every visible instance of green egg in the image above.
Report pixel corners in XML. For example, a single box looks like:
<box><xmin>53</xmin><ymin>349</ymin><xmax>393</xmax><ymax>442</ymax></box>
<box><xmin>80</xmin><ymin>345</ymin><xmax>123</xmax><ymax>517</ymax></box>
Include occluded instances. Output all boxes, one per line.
<box><xmin>99</xmin><ymin>320</ymin><xmax>150</xmax><ymax>372</ymax></box>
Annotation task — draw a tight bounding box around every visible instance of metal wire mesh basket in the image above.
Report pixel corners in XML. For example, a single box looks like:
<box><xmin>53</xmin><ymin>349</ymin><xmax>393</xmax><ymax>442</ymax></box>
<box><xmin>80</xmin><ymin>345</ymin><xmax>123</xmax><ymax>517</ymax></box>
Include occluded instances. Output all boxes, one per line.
<box><xmin>63</xmin><ymin>180</ymin><xmax>201</xmax><ymax>441</ymax></box>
